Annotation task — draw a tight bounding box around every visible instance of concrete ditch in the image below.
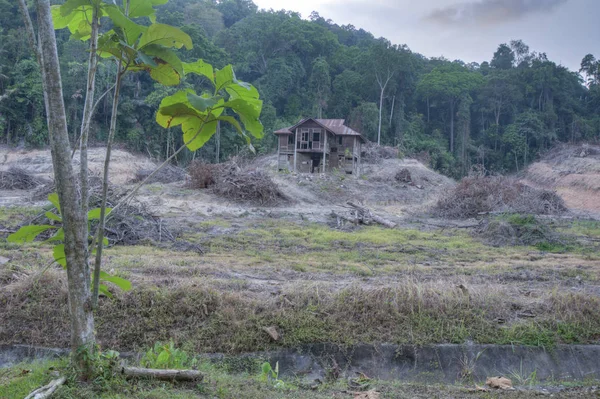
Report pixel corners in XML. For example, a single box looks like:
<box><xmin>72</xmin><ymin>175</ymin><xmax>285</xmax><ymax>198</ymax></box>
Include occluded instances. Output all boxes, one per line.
<box><xmin>2</xmin><ymin>343</ymin><xmax>600</xmax><ymax>385</ymax></box>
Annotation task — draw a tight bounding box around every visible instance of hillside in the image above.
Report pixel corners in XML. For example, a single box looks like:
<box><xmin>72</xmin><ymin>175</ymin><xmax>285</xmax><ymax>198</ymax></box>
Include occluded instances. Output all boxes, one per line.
<box><xmin>523</xmin><ymin>143</ymin><xmax>600</xmax><ymax>215</ymax></box>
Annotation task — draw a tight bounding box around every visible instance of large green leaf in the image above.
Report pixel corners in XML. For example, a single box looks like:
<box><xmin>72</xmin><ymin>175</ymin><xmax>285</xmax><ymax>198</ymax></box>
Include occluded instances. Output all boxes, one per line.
<box><xmin>138</xmin><ymin>24</ymin><xmax>192</xmax><ymax>51</ymax></box>
<box><xmin>45</xmin><ymin>211</ymin><xmax>62</xmax><ymax>222</ymax></box>
<box><xmin>149</xmin><ymin>63</ymin><xmax>181</xmax><ymax>86</ymax></box>
<box><xmin>184</xmin><ymin>60</ymin><xmax>214</xmax><ymax>84</ymax></box>
<box><xmin>142</xmin><ymin>45</ymin><xmax>183</xmax><ymax>75</ymax></box>
<box><xmin>53</xmin><ymin>244</ymin><xmax>67</xmax><ymax>267</ymax></box>
<box><xmin>51</xmin><ymin>4</ymin><xmax>93</xmax><ymax>40</ymax></box>
<box><xmin>103</xmin><ymin>5</ymin><xmax>146</xmax><ymax>46</ymax></box>
<box><xmin>226</xmin><ymin>84</ymin><xmax>260</xmax><ymax>102</ymax></box>
<box><xmin>223</xmin><ymin>98</ymin><xmax>262</xmax><ymax>120</ymax></box>
<box><xmin>98</xmin><ymin>284</ymin><xmax>114</xmax><ymax>298</ymax></box>
<box><xmin>60</xmin><ymin>0</ymin><xmax>93</xmax><ymax>17</ymax></box>
<box><xmin>157</xmin><ymin>102</ymin><xmax>201</xmax><ymax>128</ymax></box>
<box><xmin>217</xmin><ymin>115</ymin><xmax>243</xmax><ymax>135</ymax></box>
<box><xmin>48</xmin><ymin>193</ymin><xmax>61</xmax><ymax>214</ymax></box>
<box><xmin>88</xmin><ymin>208</ymin><xmax>112</xmax><ymax>220</ymax></box>
<box><xmin>8</xmin><ymin>225</ymin><xmax>55</xmax><ymax>243</ymax></box>
<box><xmin>46</xmin><ymin>228</ymin><xmax>65</xmax><ymax>243</ymax></box>
<box><xmin>100</xmin><ymin>271</ymin><xmax>132</xmax><ymax>291</ymax></box>
<box><xmin>215</xmin><ymin>65</ymin><xmax>234</xmax><ymax>93</ymax></box>
<box><xmin>182</xmin><ymin>116</ymin><xmax>218</xmax><ymax>151</ymax></box>
<box><xmin>187</xmin><ymin>93</ymin><xmax>222</xmax><ymax>112</ymax></box>
<box><xmin>127</xmin><ymin>0</ymin><xmax>168</xmax><ymax>20</ymax></box>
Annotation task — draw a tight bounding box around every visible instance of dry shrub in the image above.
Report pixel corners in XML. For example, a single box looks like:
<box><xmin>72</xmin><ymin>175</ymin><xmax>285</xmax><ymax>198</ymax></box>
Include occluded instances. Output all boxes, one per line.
<box><xmin>0</xmin><ymin>167</ymin><xmax>46</xmax><ymax>190</ymax></box>
<box><xmin>188</xmin><ymin>160</ymin><xmax>217</xmax><ymax>189</ymax></box>
<box><xmin>131</xmin><ymin>164</ymin><xmax>186</xmax><ymax>185</ymax></box>
<box><xmin>362</xmin><ymin>142</ymin><xmax>398</xmax><ymax>164</ymax></box>
<box><xmin>213</xmin><ymin>162</ymin><xmax>286</xmax><ymax>205</ymax></box>
<box><xmin>395</xmin><ymin>168</ymin><xmax>412</xmax><ymax>183</ymax></box>
<box><xmin>433</xmin><ymin>176</ymin><xmax>567</xmax><ymax>218</ymax></box>
<box><xmin>477</xmin><ymin>216</ymin><xmax>557</xmax><ymax>247</ymax></box>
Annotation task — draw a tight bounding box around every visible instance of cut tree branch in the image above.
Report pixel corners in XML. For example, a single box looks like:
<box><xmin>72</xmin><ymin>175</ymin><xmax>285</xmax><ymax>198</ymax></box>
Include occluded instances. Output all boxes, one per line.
<box><xmin>24</xmin><ymin>376</ymin><xmax>66</xmax><ymax>399</ymax></box>
<box><xmin>122</xmin><ymin>367</ymin><xmax>203</xmax><ymax>382</ymax></box>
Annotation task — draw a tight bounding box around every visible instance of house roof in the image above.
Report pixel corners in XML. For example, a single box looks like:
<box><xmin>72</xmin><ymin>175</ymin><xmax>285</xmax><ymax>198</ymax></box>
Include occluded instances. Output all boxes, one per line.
<box><xmin>274</xmin><ymin>118</ymin><xmax>366</xmax><ymax>142</ymax></box>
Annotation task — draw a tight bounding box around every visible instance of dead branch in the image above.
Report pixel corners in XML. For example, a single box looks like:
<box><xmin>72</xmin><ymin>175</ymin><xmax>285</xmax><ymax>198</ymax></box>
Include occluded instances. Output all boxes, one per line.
<box><xmin>122</xmin><ymin>366</ymin><xmax>203</xmax><ymax>382</ymax></box>
<box><xmin>24</xmin><ymin>376</ymin><xmax>66</xmax><ymax>399</ymax></box>
<box><xmin>331</xmin><ymin>211</ymin><xmax>358</xmax><ymax>225</ymax></box>
<box><xmin>347</xmin><ymin>202</ymin><xmax>397</xmax><ymax>228</ymax></box>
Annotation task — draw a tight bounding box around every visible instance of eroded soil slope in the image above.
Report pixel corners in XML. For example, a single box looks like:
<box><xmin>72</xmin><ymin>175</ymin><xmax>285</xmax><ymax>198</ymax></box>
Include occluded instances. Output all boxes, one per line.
<box><xmin>523</xmin><ymin>143</ymin><xmax>600</xmax><ymax>215</ymax></box>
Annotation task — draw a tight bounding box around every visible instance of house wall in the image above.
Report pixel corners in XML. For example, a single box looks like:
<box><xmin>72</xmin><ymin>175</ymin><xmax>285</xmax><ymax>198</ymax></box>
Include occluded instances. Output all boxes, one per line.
<box><xmin>296</xmin><ymin>153</ymin><xmax>313</xmax><ymax>173</ymax></box>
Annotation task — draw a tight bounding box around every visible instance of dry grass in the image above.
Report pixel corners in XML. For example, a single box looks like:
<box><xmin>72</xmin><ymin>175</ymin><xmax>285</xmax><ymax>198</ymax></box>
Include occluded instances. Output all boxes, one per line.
<box><xmin>433</xmin><ymin>176</ymin><xmax>566</xmax><ymax>219</ymax></box>
<box><xmin>1</xmin><ymin>269</ymin><xmax>599</xmax><ymax>353</ymax></box>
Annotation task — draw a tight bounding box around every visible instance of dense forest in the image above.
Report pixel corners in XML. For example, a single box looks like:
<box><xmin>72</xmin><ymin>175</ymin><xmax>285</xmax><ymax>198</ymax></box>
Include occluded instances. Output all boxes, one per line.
<box><xmin>0</xmin><ymin>0</ymin><xmax>599</xmax><ymax>178</ymax></box>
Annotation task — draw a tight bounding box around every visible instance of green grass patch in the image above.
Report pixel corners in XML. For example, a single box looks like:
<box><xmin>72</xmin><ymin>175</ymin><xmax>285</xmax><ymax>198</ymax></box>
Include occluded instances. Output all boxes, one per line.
<box><xmin>0</xmin><ymin>206</ymin><xmax>41</xmax><ymax>228</ymax></box>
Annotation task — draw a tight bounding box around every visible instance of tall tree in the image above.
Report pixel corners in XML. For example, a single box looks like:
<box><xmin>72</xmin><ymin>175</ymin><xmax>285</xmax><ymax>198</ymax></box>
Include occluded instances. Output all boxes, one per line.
<box><xmin>369</xmin><ymin>40</ymin><xmax>398</xmax><ymax>145</ymax></box>
<box><xmin>417</xmin><ymin>63</ymin><xmax>483</xmax><ymax>153</ymax></box>
<box><xmin>309</xmin><ymin>57</ymin><xmax>331</xmax><ymax>118</ymax></box>
<box><xmin>491</xmin><ymin>43</ymin><xmax>515</xmax><ymax>70</ymax></box>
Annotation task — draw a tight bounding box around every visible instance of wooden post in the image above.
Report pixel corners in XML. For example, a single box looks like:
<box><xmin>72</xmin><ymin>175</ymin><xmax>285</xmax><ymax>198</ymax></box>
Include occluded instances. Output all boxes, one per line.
<box><xmin>276</xmin><ymin>134</ymin><xmax>280</xmax><ymax>170</ymax></box>
<box><xmin>322</xmin><ymin>131</ymin><xmax>327</xmax><ymax>173</ymax></box>
<box><xmin>293</xmin><ymin>128</ymin><xmax>298</xmax><ymax>173</ymax></box>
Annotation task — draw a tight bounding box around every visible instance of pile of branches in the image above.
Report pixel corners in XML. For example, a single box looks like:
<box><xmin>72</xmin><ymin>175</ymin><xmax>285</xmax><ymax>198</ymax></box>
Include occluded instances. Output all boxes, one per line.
<box><xmin>188</xmin><ymin>160</ymin><xmax>218</xmax><ymax>189</ymax></box>
<box><xmin>0</xmin><ymin>167</ymin><xmax>46</xmax><ymax>190</ymax></box>
<box><xmin>130</xmin><ymin>164</ymin><xmax>187</xmax><ymax>185</ymax></box>
<box><xmin>362</xmin><ymin>142</ymin><xmax>398</xmax><ymax>164</ymax></box>
<box><xmin>212</xmin><ymin>160</ymin><xmax>286</xmax><ymax>205</ymax></box>
<box><xmin>33</xmin><ymin>175</ymin><xmax>178</xmax><ymax>246</ymax></box>
<box><xmin>433</xmin><ymin>176</ymin><xmax>567</xmax><ymax>219</ymax></box>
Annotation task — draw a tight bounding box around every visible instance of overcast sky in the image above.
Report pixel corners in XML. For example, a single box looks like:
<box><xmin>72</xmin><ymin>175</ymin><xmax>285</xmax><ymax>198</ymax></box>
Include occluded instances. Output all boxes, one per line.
<box><xmin>252</xmin><ymin>0</ymin><xmax>598</xmax><ymax>73</ymax></box>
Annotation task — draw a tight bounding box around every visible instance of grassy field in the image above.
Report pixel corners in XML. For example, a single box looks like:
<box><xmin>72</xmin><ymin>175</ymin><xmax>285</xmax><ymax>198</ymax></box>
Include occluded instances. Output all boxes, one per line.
<box><xmin>1</xmin><ymin>208</ymin><xmax>600</xmax><ymax>355</ymax></box>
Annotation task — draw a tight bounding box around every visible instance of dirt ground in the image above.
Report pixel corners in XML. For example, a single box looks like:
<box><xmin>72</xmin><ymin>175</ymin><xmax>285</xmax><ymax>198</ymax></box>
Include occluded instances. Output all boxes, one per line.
<box><xmin>522</xmin><ymin>143</ymin><xmax>600</xmax><ymax>216</ymax></box>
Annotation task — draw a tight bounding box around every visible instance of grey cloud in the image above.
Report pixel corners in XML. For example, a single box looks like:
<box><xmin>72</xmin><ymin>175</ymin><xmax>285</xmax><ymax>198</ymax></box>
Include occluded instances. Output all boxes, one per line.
<box><xmin>426</xmin><ymin>0</ymin><xmax>568</xmax><ymax>25</ymax></box>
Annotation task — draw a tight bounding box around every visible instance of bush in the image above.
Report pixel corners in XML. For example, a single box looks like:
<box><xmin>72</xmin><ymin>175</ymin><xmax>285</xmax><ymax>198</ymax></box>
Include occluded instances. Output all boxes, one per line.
<box><xmin>433</xmin><ymin>176</ymin><xmax>566</xmax><ymax>219</ymax></box>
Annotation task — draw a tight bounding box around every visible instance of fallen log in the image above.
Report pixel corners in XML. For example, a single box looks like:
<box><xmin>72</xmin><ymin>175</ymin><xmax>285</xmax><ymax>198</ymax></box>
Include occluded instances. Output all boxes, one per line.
<box><xmin>347</xmin><ymin>202</ymin><xmax>396</xmax><ymax>228</ymax></box>
<box><xmin>122</xmin><ymin>366</ymin><xmax>203</xmax><ymax>382</ymax></box>
<box><xmin>331</xmin><ymin>210</ymin><xmax>358</xmax><ymax>225</ymax></box>
<box><xmin>24</xmin><ymin>376</ymin><xmax>66</xmax><ymax>399</ymax></box>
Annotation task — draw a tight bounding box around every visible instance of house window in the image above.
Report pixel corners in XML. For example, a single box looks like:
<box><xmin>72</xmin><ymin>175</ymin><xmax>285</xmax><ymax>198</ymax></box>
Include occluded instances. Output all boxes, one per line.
<box><xmin>338</xmin><ymin>136</ymin><xmax>343</xmax><ymax>145</ymax></box>
<box><xmin>287</xmin><ymin>135</ymin><xmax>294</xmax><ymax>145</ymax></box>
<box><xmin>313</xmin><ymin>132</ymin><xmax>320</xmax><ymax>142</ymax></box>
<box><xmin>301</xmin><ymin>130</ymin><xmax>310</xmax><ymax>142</ymax></box>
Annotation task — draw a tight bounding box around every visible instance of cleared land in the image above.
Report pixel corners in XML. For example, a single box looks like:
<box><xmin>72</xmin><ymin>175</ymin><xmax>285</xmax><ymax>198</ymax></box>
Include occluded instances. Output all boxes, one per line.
<box><xmin>1</xmin><ymin>145</ymin><xmax>600</xmax><ymax>397</ymax></box>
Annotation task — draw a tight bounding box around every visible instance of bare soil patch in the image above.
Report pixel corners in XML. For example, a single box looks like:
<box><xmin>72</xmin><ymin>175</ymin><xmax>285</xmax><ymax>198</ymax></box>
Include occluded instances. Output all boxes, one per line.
<box><xmin>523</xmin><ymin>143</ymin><xmax>600</xmax><ymax>214</ymax></box>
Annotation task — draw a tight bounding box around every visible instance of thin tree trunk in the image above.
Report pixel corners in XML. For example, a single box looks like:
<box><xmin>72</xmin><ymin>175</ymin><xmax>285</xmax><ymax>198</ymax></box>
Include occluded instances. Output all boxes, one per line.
<box><xmin>215</xmin><ymin>121</ymin><xmax>220</xmax><ymax>163</ymax></box>
<box><xmin>389</xmin><ymin>95</ymin><xmax>395</xmax><ymax>127</ymax></box>
<box><xmin>79</xmin><ymin>6</ymin><xmax>99</xmax><ymax>219</ymax></box>
<box><xmin>20</xmin><ymin>0</ymin><xmax>94</xmax><ymax>368</ymax></box>
<box><xmin>92</xmin><ymin>65</ymin><xmax>123</xmax><ymax>309</ymax></box>
<box><xmin>426</xmin><ymin>97</ymin><xmax>430</xmax><ymax>123</ymax></box>
<box><xmin>378</xmin><ymin>88</ymin><xmax>384</xmax><ymax>145</ymax></box>
<box><xmin>449</xmin><ymin>99</ymin><xmax>455</xmax><ymax>153</ymax></box>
